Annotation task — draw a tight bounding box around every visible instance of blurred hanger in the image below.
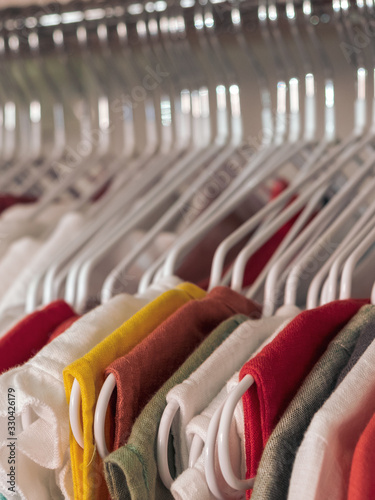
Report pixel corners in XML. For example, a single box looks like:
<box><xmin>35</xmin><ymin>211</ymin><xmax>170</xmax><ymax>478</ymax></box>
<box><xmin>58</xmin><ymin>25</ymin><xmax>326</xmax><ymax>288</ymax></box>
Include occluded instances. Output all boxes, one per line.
<box><xmin>29</xmin><ymin>4</ymin><xmax>195</xmax><ymax>309</ymax></box>
<box><xmin>7</xmin><ymin>29</ymin><xmax>68</xmax><ymax>198</ymax></box>
<box><xmin>99</xmin><ymin>1</ymin><xmax>248</xmax><ymax>303</ymax></box>
<box><xmin>216</xmin><ymin>0</ymin><xmax>369</xmax><ymax>295</ymax></box>
<box><xmin>339</xmin><ymin>220</ymin><xmax>375</xmax><ymax>299</ymax></box>
<box><xmin>18</xmin><ymin>16</ymin><xmax>115</xmax><ymax>220</ymax></box>
<box><xmin>70</xmin><ymin>0</ymin><xmax>238</xmax><ymax>310</ymax></box>
<box><xmin>308</xmin><ymin>182</ymin><xmax>375</xmax><ymax>308</ymax></box>
<box><xmin>0</xmin><ymin>30</ymin><xmax>40</xmax><ymax>188</ymax></box>
<box><xmin>28</xmin><ymin>14</ymin><xmax>172</xmax><ymax>309</ymax></box>
<box><xmin>160</xmin><ymin>0</ymin><xmax>343</xmax><ymax>287</ymax></box>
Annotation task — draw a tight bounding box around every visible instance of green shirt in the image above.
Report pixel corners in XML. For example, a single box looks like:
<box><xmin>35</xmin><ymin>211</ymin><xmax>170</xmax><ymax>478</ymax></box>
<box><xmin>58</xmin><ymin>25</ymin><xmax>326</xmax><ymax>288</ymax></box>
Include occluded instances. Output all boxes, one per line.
<box><xmin>103</xmin><ymin>314</ymin><xmax>250</xmax><ymax>500</ymax></box>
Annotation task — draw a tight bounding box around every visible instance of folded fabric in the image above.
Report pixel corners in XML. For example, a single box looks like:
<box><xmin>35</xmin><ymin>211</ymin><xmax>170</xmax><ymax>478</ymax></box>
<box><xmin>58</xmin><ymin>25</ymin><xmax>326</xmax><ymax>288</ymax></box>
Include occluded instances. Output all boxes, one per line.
<box><xmin>171</xmin><ymin>313</ymin><xmax>298</xmax><ymax>500</ymax></box>
<box><xmin>287</xmin><ymin>308</ymin><xmax>375</xmax><ymax>500</ymax></box>
<box><xmin>167</xmin><ymin>309</ymin><xmax>288</xmax><ymax>476</ymax></box>
<box><xmin>0</xmin><ymin>300</ymin><xmax>77</xmax><ymax>375</ymax></box>
<box><xmin>105</xmin><ymin>287</ymin><xmax>261</xmax><ymax>455</ymax></box>
<box><xmin>64</xmin><ymin>283</ymin><xmax>205</xmax><ymax>500</ymax></box>
<box><xmin>0</xmin><ymin>280</ymin><xmax>178</xmax><ymax>500</ymax></box>
<box><xmin>251</xmin><ymin>304</ymin><xmax>375</xmax><ymax>500</ymax></box>
<box><xmin>239</xmin><ymin>299</ymin><xmax>368</xmax><ymax>499</ymax></box>
<box><xmin>103</xmin><ymin>315</ymin><xmax>256</xmax><ymax>500</ymax></box>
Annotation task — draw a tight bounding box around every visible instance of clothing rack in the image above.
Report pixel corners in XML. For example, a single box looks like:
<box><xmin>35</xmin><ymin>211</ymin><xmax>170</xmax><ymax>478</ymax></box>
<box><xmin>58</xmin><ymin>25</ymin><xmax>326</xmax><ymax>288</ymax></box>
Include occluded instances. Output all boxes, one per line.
<box><xmin>1</xmin><ymin>1</ymin><xmax>375</xmax><ymax>499</ymax></box>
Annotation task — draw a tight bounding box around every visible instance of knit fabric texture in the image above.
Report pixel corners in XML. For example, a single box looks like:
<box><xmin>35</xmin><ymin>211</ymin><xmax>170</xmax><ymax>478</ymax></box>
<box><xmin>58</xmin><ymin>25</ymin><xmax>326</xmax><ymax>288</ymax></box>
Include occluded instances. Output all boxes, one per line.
<box><xmin>335</xmin><ymin>306</ymin><xmax>375</xmax><ymax>387</ymax></box>
<box><xmin>103</xmin><ymin>315</ymin><xmax>254</xmax><ymax>500</ymax></box>
<box><xmin>251</xmin><ymin>304</ymin><xmax>375</xmax><ymax>500</ymax></box>
<box><xmin>239</xmin><ymin>298</ymin><xmax>368</xmax><ymax>499</ymax></box>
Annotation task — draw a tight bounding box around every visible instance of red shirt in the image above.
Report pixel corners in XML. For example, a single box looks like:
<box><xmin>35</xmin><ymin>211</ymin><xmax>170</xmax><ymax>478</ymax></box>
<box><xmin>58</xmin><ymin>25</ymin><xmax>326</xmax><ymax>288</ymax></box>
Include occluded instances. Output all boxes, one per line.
<box><xmin>348</xmin><ymin>412</ymin><xmax>375</xmax><ymax>500</ymax></box>
<box><xmin>0</xmin><ymin>300</ymin><xmax>77</xmax><ymax>374</ymax></box>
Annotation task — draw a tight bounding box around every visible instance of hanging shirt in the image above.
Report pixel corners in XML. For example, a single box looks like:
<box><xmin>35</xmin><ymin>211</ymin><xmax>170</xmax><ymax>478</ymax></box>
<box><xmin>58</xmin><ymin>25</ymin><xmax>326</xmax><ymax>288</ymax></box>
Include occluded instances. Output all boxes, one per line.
<box><xmin>0</xmin><ymin>237</ymin><xmax>42</xmax><ymax>308</ymax></box>
<box><xmin>0</xmin><ymin>212</ymin><xmax>84</xmax><ymax>324</ymax></box>
<box><xmin>103</xmin><ymin>312</ymin><xmax>257</xmax><ymax>500</ymax></box>
<box><xmin>64</xmin><ymin>283</ymin><xmax>205</xmax><ymax>500</ymax></box>
<box><xmin>348</xmin><ymin>405</ymin><xmax>375</xmax><ymax>500</ymax></box>
<box><xmin>0</xmin><ymin>202</ymin><xmax>69</xmax><ymax>260</ymax></box>
<box><xmin>335</xmin><ymin>307</ymin><xmax>375</xmax><ymax>387</ymax></box>
<box><xmin>166</xmin><ymin>309</ymin><xmax>290</xmax><ymax>477</ymax></box>
<box><xmin>287</xmin><ymin>309</ymin><xmax>375</xmax><ymax>500</ymax></box>
<box><xmin>251</xmin><ymin>304</ymin><xmax>375</xmax><ymax>500</ymax></box>
<box><xmin>105</xmin><ymin>288</ymin><xmax>260</xmax><ymax>455</ymax></box>
<box><xmin>0</xmin><ymin>279</ymin><xmax>179</xmax><ymax>500</ymax></box>
<box><xmin>170</xmin><ymin>313</ymin><xmax>298</xmax><ymax>500</ymax></box>
<box><xmin>239</xmin><ymin>299</ymin><xmax>367</xmax><ymax>499</ymax></box>
<box><xmin>0</xmin><ymin>300</ymin><xmax>77</xmax><ymax>375</ymax></box>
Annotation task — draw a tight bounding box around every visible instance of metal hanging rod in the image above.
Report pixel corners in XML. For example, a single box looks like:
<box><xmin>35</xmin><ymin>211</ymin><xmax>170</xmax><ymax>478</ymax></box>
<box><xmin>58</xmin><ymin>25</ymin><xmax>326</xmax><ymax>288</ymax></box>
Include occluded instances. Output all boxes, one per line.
<box><xmin>0</xmin><ymin>0</ymin><xmax>342</xmax><ymax>27</ymax></box>
<box><xmin>0</xmin><ymin>0</ymin><xmax>351</xmax><ymax>58</ymax></box>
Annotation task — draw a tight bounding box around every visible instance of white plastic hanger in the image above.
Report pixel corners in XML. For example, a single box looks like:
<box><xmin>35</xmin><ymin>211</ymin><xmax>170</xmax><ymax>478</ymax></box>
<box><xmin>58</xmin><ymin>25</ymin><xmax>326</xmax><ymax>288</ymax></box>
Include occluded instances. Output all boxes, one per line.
<box><xmin>323</xmin><ymin>216</ymin><xmax>375</xmax><ymax>305</ymax></box>
<box><xmin>282</xmin><ymin>159</ymin><xmax>375</xmax><ymax>308</ymax></box>
<box><xmin>6</xmin><ymin>30</ymin><xmax>68</xmax><ymax>198</ymax></box>
<box><xmin>25</xmin><ymin>13</ymin><xmax>180</xmax><ymax>309</ymax></box>
<box><xmin>0</xmin><ymin>32</ymin><xmax>44</xmax><ymax>189</ymax></box>
<box><xmin>339</xmin><ymin>223</ymin><xmax>375</xmax><ymax>299</ymax></box>
<box><xmin>160</xmin><ymin>0</ymin><xmax>315</xmax><ymax>283</ymax></box>
<box><xmin>29</xmin><ymin>5</ymin><xmax>204</xmax><ymax>309</ymax></box>
<box><xmin>307</xmin><ymin>184</ymin><xmax>375</xmax><ymax>308</ymax></box>
<box><xmin>201</xmin><ymin>0</ymin><xmax>371</xmax><ymax>292</ymax></box>
<box><xmin>140</xmin><ymin>0</ymin><xmax>323</xmax><ymax>292</ymax></box>
<box><xmin>70</xmin><ymin>2</ymin><xmax>236</xmax><ymax>310</ymax></box>
<box><xmin>216</xmin><ymin>375</ymin><xmax>255</xmax><ymax>492</ymax></box>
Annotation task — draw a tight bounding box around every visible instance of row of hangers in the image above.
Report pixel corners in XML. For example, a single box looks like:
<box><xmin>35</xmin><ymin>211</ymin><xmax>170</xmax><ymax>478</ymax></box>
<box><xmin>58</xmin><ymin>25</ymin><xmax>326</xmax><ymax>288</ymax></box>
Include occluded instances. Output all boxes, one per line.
<box><xmin>3</xmin><ymin>0</ymin><xmax>375</xmax><ymax>496</ymax></box>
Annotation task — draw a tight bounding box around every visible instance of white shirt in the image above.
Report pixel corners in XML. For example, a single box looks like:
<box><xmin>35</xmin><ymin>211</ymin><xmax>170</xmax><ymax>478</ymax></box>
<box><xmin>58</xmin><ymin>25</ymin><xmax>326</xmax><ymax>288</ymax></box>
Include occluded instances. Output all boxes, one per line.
<box><xmin>0</xmin><ymin>202</ymin><xmax>68</xmax><ymax>260</ymax></box>
<box><xmin>167</xmin><ymin>312</ymin><xmax>295</xmax><ymax>476</ymax></box>
<box><xmin>170</xmin><ymin>312</ymin><xmax>299</xmax><ymax>500</ymax></box>
<box><xmin>0</xmin><ymin>212</ymin><xmax>85</xmax><ymax>337</ymax></box>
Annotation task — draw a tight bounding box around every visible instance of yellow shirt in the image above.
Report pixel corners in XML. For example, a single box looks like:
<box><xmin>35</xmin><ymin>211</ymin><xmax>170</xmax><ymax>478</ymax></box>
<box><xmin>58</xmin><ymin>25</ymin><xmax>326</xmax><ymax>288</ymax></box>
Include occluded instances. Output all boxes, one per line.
<box><xmin>63</xmin><ymin>283</ymin><xmax>205</xmax><ymax>500</ymax></box>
